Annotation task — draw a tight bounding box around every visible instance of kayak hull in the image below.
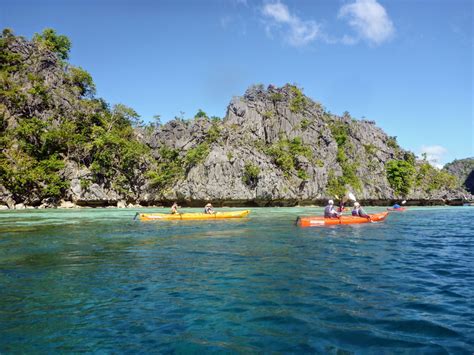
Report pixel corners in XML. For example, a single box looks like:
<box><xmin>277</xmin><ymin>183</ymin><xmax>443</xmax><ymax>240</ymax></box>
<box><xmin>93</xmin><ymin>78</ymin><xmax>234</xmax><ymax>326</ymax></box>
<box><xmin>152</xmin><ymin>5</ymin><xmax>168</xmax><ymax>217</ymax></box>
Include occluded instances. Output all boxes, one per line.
<box><xmin>138</xmin><ymin>210</ymin><xmax>250</xmax><ymax>221</ymax></box>
<box><xmin>297</xmin><ymin>212</ymin><xmax>389</xmax><ymax>227</ymax></box>
<box><xmin>387</xmin><ymin>207</ymin><xmax>406</xmax><ymax>212</ymax></box>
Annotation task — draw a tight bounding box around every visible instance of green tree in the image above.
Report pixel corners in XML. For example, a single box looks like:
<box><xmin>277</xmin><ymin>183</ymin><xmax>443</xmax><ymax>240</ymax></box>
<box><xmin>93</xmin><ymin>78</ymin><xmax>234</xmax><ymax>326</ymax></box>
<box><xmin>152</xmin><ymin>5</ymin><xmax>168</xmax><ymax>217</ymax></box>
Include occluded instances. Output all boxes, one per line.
<box><xmin>387</xmin><ymin>136</ymin><xmax>399</xmax><ymax>149</ymax></box>
<box><xmin>326</xmin><ymin>170</ymin><xmax>346</xmax><ymax>197</ymax></box>
<box><xmin>33</xmin><ymin>28</ymin><xmax>71</xmax><ymax>60</ymax></box>
<box><xmin>147</xmin><ymin>147</ymin><xmax>183</xmax><ymax>190</ymax></box>
<box><xmin>69</xmin><ymin>66</ymin><xmax>96</xmax><ymax>97</ymax></box>
<box><xmin>194</xmin><ymin>109</ymin><xmax>208</xmax><ymax>118</ymax></box>
<box><xmin>185</xmin><ymin>143</ymin><xmax>210</xmax><ymax>168</ymax></box>
<box><xmin>243</xmin><ymin>162</ymin><xmax>260</xmax><ymax>187</ymax></box>
<box><xmin>386</xmin><ymin>160</ymin><xmax>416</xmax><ymax>196</ymax></box>
<box><xmin>109</xmin><ymin>104</ymin><xmax>142</xmax><ymax>129</ymax></box>
<box><xmin>206</xmin><ymin>123</ymin><xmax>220</xmax><ymax>143</ymax></box>
<box><xmin>289</xmin><ymin>85</ymin><xmax>306</xmax><ymax>113</ymax></box>
<box><xmin>265</xmin><ymin>137</ymin><xmax>313</xmax><ymax>177</ymax></box>
<box><xmin>416</xmin><ymin>162</ymin><xmax>458</xmax><ymax>193</ymax></box>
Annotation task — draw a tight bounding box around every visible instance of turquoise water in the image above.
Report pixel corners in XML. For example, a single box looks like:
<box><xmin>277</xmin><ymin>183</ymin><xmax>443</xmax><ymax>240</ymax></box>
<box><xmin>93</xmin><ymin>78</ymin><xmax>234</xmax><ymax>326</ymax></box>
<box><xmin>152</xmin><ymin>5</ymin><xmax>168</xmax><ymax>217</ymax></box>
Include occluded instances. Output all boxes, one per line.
<box><xmin>0</xmin><ymin>207</ymin><xmax>473</xmax><ymax>353</ymax></box>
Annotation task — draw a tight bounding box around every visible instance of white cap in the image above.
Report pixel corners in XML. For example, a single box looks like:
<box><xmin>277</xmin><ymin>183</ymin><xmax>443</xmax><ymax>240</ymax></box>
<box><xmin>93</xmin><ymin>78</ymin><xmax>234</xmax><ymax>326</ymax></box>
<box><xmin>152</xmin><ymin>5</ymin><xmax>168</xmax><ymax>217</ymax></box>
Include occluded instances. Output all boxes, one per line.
<box><xmin>354</xmin><ymin>202</ymin><xmax>360</xmax><ymax>207</ymax></box>
<box><xmin>328</xmin><ymin>200</ymin><xmax>334</xmax><ymax>205</ymax></box>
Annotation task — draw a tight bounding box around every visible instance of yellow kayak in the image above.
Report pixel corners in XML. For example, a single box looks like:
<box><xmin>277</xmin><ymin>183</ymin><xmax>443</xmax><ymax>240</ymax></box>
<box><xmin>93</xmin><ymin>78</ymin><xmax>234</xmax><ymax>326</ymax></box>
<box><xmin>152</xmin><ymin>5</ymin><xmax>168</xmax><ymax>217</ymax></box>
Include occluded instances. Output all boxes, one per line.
<box><xmin>137</xmin><ymin>210</ymin><xmax>250</xmax><ymax>221</ymax></box>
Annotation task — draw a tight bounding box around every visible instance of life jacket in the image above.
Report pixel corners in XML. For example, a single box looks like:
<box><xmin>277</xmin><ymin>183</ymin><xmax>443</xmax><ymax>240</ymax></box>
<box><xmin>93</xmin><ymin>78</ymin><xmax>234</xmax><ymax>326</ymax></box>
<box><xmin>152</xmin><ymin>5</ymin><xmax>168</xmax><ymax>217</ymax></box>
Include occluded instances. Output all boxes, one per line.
<box><xmin>324</xmin><ymin>205</ymin><xmax>337</xmax><ymax>218</ymax></box>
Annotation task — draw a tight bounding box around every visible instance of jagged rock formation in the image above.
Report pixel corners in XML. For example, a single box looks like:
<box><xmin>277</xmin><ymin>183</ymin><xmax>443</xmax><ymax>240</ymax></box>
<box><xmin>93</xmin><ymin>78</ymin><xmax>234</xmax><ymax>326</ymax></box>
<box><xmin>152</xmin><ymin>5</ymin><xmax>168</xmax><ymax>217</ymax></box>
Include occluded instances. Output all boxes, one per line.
<box><xmin>0</xmin><ymin>29</ymin><xmax>468</xmax><ymax>208</ymax></box>
<box><xmin>444</xmin><ymin>158</ymin><xmax>474</xmax><ymax>195</ymax></box>
<box><xmin>139</xmin><ymin>84</ymin><xmax>466</xmax><ymax>206</ymax></box>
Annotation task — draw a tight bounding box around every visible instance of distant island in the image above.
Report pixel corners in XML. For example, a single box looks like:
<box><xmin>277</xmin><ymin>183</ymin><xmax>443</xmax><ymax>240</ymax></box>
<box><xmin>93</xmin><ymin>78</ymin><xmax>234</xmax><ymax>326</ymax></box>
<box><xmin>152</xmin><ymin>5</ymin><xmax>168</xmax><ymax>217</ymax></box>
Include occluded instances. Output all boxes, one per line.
<box><xmin>1</xmin><ymin>29</ymin><xmax>472</xmax><ymax>209</ymax></box>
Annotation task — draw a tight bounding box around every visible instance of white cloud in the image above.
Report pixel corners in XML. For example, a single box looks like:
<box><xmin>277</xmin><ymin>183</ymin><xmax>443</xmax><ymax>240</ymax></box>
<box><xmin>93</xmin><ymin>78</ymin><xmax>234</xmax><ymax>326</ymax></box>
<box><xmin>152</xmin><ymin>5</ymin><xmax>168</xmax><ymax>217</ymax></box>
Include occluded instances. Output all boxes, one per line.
<box><xmin>263</xmin><ymin>2</ymin><xmax>291</xmax><ymax>22</ymax></box>
<box><xmin>256</xmin><ymin>0</ymin><xmax>395</xmax><ymax>47</ymax></box>
<box><xmin>338</xmin><ymin>0</ymin><xmax>395</xmax><ymax>45</ymax></box>
<box><xmin>261</xmin><ymin>2</ymin><xmax>320</xmax><ymax>47</ymax></box>
<box><xmin>419</xmin><ymin>145</ymin><xmax>448</xmax><ymax>169</ymax></box>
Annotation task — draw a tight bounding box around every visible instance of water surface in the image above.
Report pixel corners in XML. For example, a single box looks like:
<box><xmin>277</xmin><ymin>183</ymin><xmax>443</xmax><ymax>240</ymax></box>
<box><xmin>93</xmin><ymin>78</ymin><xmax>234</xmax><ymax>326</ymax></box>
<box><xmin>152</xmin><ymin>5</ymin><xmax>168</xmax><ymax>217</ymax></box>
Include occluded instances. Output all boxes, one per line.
<box><xmin>0</xmin><ymin>207</ymin><xmax>473</xmax><ymax>353</ymax></box>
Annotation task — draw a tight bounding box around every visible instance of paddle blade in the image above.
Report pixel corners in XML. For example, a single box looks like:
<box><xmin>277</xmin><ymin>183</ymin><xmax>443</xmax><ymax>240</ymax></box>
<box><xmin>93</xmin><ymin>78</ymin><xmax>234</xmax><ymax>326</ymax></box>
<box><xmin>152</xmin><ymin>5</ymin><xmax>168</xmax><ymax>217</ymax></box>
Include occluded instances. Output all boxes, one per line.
<box><xmin>402</xmin><ymin>200</ymin><xmax>407</xmax><ymax>205</ymax></box>
<box><xmin>347</xmin><ymin>192</ymin><xmax>356</xmax><ymax>201</ymax></box>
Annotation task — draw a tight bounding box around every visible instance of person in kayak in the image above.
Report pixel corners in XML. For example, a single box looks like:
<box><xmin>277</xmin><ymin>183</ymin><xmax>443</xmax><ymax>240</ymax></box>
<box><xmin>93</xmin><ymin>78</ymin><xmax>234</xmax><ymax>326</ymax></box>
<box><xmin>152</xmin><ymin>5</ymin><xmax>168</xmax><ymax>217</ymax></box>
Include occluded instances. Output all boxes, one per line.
<box><xmin>338</xmin><ymin>197</ymin><xmax>346</xmax><ymax>213</ymax></box>
<box><xmin>170</xmin><ymin>202</ymin><xmax>180</xmax><ymax>214</ymax></box>
<box><xmin>352</xmin><ymin>202</ymin><xmax>370</xmax><ymax>218</ymax></box>
<box><xmin>392</xmin><ymin>203</ymin><xmax>401</xmax><ymax>209</ymax></box>
<box><xmin>324</xmin><ymin>200</ymin><xmax>341</xmax><ymax>218</ymax></box>
<box><xmin>204</xmin><ymin>203</ymin><xmax>215</xmax><ymax>214</ymax></box>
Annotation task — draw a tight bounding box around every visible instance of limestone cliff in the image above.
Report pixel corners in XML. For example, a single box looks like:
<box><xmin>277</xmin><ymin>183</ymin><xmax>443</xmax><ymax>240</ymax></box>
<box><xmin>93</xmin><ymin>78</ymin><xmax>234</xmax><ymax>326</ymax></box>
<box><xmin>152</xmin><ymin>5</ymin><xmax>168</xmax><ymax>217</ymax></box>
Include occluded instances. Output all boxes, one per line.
<box><xmin>444</xmin><ymin>158</ymin><xmax>474</xmax><ymax>195</ymax></box>
<box><xmin>139</xmin><ymin>84</ymin><xmax>466</xmax><ymax>206</ymax></box>
<box><xmin>0</xmin><ymin>29</ymin><xmax>468</xmax><ymax>208</ymax></box>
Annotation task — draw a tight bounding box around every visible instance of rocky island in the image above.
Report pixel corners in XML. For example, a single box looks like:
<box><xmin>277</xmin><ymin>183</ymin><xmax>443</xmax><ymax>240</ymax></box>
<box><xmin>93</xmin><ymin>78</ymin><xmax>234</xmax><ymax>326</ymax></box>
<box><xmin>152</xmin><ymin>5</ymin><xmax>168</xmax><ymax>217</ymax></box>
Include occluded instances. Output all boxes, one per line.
<box><xmin>1</xmin><ymin>29</ymin><xmax>472</xmax><ymax>209</ymax></box>
<box><xmin>444</xmin><ymin>158</ymin><xmax>474</xmax><ymax>195</ymax></box>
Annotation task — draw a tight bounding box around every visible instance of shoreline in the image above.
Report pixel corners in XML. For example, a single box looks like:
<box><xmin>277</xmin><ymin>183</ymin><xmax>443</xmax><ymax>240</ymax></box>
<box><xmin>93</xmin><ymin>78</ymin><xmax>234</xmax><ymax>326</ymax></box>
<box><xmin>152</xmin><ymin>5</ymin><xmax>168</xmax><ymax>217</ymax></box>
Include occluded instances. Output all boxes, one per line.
<box><xmin>1</xmin><ymin>198</ymin><xmax>472</xmax><ymax>210</ymax></box>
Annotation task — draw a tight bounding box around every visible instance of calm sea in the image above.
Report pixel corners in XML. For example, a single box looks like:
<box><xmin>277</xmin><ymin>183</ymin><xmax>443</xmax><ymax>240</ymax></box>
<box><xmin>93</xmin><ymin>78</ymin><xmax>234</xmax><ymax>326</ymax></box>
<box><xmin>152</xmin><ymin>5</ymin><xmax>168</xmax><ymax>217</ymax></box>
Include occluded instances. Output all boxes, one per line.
<box><xmin>0</xmin><ymin>207</ymin><xmax>473</xmax><ymax>353</ymax></box>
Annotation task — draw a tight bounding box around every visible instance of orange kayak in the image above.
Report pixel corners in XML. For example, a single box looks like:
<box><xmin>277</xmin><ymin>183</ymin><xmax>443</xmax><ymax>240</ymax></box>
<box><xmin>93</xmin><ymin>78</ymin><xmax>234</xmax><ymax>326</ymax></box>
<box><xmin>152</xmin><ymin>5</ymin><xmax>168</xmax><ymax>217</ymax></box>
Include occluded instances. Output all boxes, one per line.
<box><xmin>296</xmin><ymin>212</ymin><xmax>389</xmax><ymax>227</ymax></box>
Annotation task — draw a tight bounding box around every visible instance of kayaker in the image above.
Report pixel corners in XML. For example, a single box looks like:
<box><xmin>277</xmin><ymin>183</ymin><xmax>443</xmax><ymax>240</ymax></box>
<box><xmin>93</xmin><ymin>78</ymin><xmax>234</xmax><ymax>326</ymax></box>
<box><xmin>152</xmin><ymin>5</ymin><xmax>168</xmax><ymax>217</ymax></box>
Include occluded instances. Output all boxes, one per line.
<box><xmin>170</xmin><ymin>202</ymin><xmax>180</xmax><ymax>214</ymax></box>
<box><xmin>324</xmin><ymin>200</ymin><xmax>340</xmax><ymax>218</ymax></box>
<box><xmin>352</xmin><ymin>202</ymin><xmax>370</xmax><ymax>218</ymax></box>
<box><xmin>392</xmin><ymin>203</ymin><xmax>401</xmax><ymax>209</ymax></box>
<box><xmin>204</xmin><ymin>203</ymin><xmax>215</xmax><ymax>214</ymax></box>
<box><xmin>337</xmin><ymin>197</ymin><xmax>346</xmax><ymax>213</ymax></box>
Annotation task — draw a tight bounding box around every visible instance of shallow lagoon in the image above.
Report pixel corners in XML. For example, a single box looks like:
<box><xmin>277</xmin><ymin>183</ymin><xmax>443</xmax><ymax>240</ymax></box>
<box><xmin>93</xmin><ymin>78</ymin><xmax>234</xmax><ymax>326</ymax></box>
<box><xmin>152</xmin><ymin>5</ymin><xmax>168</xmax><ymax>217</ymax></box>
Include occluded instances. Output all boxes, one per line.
<box><xmin>0</xmin><ymin>207</ymin><xmax>473</xmax><ymax>353</ymax></box>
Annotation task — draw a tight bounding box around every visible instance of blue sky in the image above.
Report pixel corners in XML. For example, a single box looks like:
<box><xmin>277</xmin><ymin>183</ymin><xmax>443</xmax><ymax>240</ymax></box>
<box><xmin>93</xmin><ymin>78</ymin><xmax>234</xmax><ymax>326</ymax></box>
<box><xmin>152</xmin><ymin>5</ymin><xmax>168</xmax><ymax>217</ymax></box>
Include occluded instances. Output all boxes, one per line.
<box><xmin>2</xmin><ymin>0</ymin><xmax>473</xmax><ymax>165</ymax></box>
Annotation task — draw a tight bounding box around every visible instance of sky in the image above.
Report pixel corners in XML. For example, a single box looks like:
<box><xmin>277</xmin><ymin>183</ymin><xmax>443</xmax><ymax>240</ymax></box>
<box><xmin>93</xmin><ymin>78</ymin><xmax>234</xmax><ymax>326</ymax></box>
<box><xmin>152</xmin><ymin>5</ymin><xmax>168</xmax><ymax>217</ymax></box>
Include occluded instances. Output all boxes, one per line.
<box><xmin>1</xmin><ymin>0</ymin><xmax>473</xmax><ymax>166</ymax></box>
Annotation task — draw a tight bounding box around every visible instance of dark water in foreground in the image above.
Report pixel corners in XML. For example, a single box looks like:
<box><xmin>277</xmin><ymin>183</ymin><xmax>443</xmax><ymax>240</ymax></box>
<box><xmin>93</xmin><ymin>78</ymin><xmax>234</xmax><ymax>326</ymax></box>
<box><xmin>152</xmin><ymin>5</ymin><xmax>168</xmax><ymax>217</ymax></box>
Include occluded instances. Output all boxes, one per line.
<box><xmin>0</xmin><ymin>207</ymin><xmax>473</xmax><ymax>353</ymax></box>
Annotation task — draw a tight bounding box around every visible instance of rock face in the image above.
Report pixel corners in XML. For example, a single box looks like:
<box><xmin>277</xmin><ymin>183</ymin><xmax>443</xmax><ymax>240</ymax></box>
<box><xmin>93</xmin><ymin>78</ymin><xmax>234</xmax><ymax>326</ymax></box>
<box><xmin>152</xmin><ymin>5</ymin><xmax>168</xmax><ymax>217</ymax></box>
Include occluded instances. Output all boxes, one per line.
<box><xmin>444</xmin><ymin>158</ymin><xmax>474</xmax><ymax>195</ymax></box>
<box><xmin>139</xmin><ymin>84</ymin><xmax>468</xmax><ymax>206</ymax></box>
<box><xmin>64</xmin><ymin>162</ymin><xmax>122</xmax><ymax>206</ymax></box>
<box><xmin>0</xmin><ymin>30</ymin><xmax>469</xmax><ymax>208</ymax></box>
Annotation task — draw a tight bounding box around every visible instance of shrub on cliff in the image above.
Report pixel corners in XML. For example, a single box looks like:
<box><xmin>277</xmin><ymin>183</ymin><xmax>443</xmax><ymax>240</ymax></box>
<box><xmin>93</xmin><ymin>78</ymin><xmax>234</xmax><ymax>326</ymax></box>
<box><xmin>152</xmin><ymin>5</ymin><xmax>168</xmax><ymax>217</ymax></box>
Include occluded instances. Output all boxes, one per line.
<box><xmin>328</xmin><ymin>121</ymin><xmax>362</xmax><ymax>192</ymax></box>
<box><xmin>206</xmin><ymin>123</ymin><xmax>220</xmax><ymax>143</ymax></box>
<box><xmin>69</xmin><ymin>66</ymin><xmax>96</xmax><ymax>98</ymax></box>
<box><xmin>147</xmin><ymin>147</ymin><xmax>184</xmax><ymax>190</ymax></box>
<box><xmin>416</xmin><ymin>162</ymin><xmax>458</xmax><ymax>193</ymax></box>
<box><xmin>194</xmin><ymin>109</ymin><xmax>208</xmax><ymax>118</ymax></box>
<box><xmin>33</xmin><ymin>28</ymin><xmax>71</xmax><ymax>60</ymax></box>
<box><xmin>289</xmin><ymin>85</ymin><xmax>306</xmax><ymax>113</ymax></box>
<box><xmin>386</xmin><ymin>160</ymin><xmax>416</xmax><ymax>196</ymax></box>
<box><xmin>266</xmin><ymin>137</ymin><xmax>312</xmax><ymax>177</ymax></box>
<box><xmin>326</xmin><ymin>170</ymin><xmax>346</xmax><ymax>198</ymax></box>
<box><xmin>243</xmin><ymin>162</ymin><xmax>260</xmax><ymax>187</ymax></box>
<box><xmin>0</xmin><ymin>151</ymin><xmax>68</xmax><ymax>201</ymax></box>
<box><xmin>147</xmin><ymin>141</ymin><xmax>211</xmax><ymax>191</ymax></box>
<box><xmin>185</xmin><ymin>143</ymin><xmax>210</xmax><ymax>168</ymax></box>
